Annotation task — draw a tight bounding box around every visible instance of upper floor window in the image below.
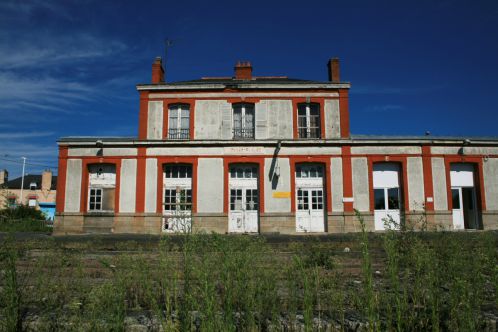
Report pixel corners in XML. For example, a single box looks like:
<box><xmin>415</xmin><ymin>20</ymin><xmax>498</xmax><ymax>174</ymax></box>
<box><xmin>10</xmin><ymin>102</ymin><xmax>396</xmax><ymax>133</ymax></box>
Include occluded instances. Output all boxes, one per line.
<box><xmin>298</xmin><ymin>103</ymin><xmax>321</xmax><ymax>139</ymax></box>
<box><xmin>88</xmin><ymin>164</ymin><xmax>116</xmax><ymax>212</ymax></box>
<box><xmin>28</xmin><ymin>196</ymin><xmax>37</xmax><ymax>207</ymax></box>
<box><xmin>29</xmin><ymin>182</ymin><xmax>37</xmax><ymax>190</ymax></box>
<box><xmin>164</xmin><ymin>164</ymin><xmax>192</xmax><ymax>179</ymax></box>
<box><xmin>233</xmin><ymin>103</ymin><xmax>255</xmax><ymax>139</ymax></box>
<box><xmin>7</xmin><ymin>196</ymin><xmax>16</xmax><ymax>208</ymax></box>
<box><xmin>168</xmin><ymin>104</ymin><xmax>190</xmax><ymax>140</ymax></box>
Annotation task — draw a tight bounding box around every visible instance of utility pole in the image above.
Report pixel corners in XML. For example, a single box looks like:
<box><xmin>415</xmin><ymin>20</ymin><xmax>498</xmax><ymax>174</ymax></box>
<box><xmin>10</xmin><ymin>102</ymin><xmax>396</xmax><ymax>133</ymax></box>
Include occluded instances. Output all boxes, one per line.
<box><xmin>20</xmin><ymin>157</ymin><xmax>26</xmax><ymax>205</ymax></box>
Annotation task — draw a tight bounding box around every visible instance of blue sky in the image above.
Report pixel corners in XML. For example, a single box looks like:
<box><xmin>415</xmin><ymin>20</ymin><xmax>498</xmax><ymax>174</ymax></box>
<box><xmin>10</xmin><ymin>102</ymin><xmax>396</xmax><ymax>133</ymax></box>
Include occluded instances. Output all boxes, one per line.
<box><xmin>1</xmin><ymin>0</ymin><xmax>497</xmax><ymax>178</ymax></box>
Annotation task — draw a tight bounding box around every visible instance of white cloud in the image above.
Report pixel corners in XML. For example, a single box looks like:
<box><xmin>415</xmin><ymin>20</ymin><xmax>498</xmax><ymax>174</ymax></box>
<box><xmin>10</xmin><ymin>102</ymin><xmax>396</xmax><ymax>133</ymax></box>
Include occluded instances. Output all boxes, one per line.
<box><xmin>364</xmin><ymin>104</ymin><xmax>405</xmax><ymax>113</ymax></box>
<box><xmin>0</xmin><ymin>32</ymin><xmax>127</xmax><ymax>70</ymax></box>
<box><xmin>0</xmin><ymin>72</ymin><xmax>96</xmax><ymax>114</ymax></box>
<box><xmin>0</xmin><ymin>131</ymin><xmax>55</xmax><ymax>139</ymax></box>
<box><xmin>0</xmin><ymin>0</ymin><xmax>75</xmax><ymax>22</ymax></box>
<box><xmin>0</xmin><ymin>142</ymin><xmax>57</xmax><ymax>159</ymax></box>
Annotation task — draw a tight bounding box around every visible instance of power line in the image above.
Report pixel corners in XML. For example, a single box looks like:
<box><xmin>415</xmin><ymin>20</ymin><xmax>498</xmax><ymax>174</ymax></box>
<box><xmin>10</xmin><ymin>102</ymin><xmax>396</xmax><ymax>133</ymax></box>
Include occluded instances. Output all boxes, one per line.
<box><xmin>0</xmin><ymin>157</ymin><xmax>58</xmax><ymax>169</ymax></box>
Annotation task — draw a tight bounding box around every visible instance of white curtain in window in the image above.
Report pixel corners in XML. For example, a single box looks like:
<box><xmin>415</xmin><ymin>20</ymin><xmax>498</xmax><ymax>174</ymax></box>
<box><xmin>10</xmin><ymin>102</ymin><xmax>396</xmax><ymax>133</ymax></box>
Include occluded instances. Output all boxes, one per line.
<box><xmin>244</xmin><ymin>106</ymin><xmax>254</xmax><ymax>129</ymax></box>
<box><xmin>169</xmin><ymin>107</ymin><xmax>178</xmax><ymax>127</ymax></box>
<box><xmin>180</xmin><ymin>108</ymin><xmax>190</xmax><ymax>129</ymax></box>
<box><xmin>233</xmin><ymin>106</ymin><xmax>242</xmax><ymax>129</ymax></box>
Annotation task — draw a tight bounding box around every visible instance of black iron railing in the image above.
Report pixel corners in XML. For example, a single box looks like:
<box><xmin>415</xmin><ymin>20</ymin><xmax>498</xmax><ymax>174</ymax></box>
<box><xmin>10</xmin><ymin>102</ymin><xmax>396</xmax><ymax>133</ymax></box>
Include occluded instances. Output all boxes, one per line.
<box><xmin>298</xmin><ymin>127</ymin><xmax>321</xmax><ymax>139</ymax></box>
<box><xmin>233</xmin><ymin>128</ymin><xmax>255</xmax><ymax>139</ymax></box>
<box><xmin>168</xmin><ymin>128</ymin><xmax>190</xmax><ymax>140</ymax></box>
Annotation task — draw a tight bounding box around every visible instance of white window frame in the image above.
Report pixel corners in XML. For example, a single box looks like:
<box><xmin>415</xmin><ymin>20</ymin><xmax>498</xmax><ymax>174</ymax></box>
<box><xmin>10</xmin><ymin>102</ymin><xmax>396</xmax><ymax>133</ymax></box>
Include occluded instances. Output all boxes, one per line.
<box><xmin>88</xmin><ymin>187</ymin><xmax>103</xmax><ymax>211</ymax></box>
<box><xmin>232</xmin><ymin>103</ymin><xmax>255</xmax><ymax>139</ymax></box>
<box><xmin>163</xmin><ymin>164</ymin><xmax>193</xmax><ymax>232</ymax></box>
<box><xmin>87</xmin><ymin>164</ymin><xmax>116</xmax><ymax>212</ymax></box>
<box><xmin>168</xmin><ymin>104</ymin><xmax>190</xmax><ymax>139</ymax></box>
<box><xmin>297</xmin><ymin>103</ymin><xmax>321</xmax><ymax>139</ymax></box>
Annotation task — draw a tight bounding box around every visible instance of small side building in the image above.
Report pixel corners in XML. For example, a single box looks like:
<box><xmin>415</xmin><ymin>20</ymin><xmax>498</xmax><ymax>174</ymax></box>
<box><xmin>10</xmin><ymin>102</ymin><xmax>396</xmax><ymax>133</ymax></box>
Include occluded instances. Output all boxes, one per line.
<box><xmin>1</xmin><ymin>170</ymin><xmax>57</xmax><ymax>220</ymax></box>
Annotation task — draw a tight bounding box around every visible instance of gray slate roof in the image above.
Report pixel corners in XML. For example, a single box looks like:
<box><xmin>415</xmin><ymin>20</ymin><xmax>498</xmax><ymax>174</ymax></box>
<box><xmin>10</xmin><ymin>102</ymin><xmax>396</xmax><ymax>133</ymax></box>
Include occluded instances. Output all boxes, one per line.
<box><xmin>164</xmin><ymin>77</ymin><xmax>329</xmax><ymax>85</ymax></box>
<box><xmin>58</xmin><ymin>135</ymin><xmax>498</xmax><ymax>143</ymax></box>
<box><xmin>3</xmin><ymin>175</ymin><xmax>57</xmax><ymax>190</ymax></box>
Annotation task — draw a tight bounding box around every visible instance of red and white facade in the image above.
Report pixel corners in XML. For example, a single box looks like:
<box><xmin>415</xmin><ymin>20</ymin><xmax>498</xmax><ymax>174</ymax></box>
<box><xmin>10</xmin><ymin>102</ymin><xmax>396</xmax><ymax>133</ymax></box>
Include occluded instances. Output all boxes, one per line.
<box><xmin>54</xmin><ymin>58</ymin><xmax>498</xmax><ymax>234</ymax></box>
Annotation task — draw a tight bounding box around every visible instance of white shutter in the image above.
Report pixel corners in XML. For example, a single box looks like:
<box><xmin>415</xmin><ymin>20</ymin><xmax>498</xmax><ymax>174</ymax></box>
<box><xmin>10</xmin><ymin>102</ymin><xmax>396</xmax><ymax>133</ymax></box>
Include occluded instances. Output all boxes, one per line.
<box><xmin>255</xmin><ymin>100</ymin><xmax>268</xmax><ymax>139</ymax></box>
<box><xmin>220</xmin><ymin>102</ymin><xmax>233</xmax><ymax>139</ymax></box>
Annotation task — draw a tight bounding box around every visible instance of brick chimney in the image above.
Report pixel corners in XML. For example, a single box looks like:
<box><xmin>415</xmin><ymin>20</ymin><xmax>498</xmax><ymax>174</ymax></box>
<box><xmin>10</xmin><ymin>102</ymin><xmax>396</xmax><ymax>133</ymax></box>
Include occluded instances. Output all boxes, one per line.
<box><xmin>41</xmin><ymin>169</ymin><xmax>52</xmax><ymax>192</ymax></box>
<box><xmin>152</xmin><ymin>57</ymin><xmax>165</xmax><ymax>83</ymax></box>
<box><xmin>0</xmin><ymin>169</ymin><xmax>7</xmax><ymax>185</ymax></box>
<box><xmin>234</xmin><ymin>61</ymin><xmax>252</xmax><ymax>80</ymax></box>
<box><xmin>327</xmin><ymin>58</ymin><xmax>340</xmax><ymax>82</ymax></box>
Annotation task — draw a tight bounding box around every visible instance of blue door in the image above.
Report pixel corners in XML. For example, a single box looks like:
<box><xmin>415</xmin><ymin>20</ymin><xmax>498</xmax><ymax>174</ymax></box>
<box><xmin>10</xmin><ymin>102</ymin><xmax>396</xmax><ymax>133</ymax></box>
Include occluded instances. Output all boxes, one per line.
<box><xmin>39</xmin><ymin>203</ymin><xmax>56</xmax><ymax>221</ymax></box>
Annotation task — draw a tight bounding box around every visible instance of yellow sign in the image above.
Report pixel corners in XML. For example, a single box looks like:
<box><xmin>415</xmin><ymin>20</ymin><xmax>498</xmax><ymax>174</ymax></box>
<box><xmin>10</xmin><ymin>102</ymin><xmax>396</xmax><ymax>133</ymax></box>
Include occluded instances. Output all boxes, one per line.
<box><xmin>272</xmin><ymin>191</ymin><xmax>291</xmax><ymax>198</ymax></box>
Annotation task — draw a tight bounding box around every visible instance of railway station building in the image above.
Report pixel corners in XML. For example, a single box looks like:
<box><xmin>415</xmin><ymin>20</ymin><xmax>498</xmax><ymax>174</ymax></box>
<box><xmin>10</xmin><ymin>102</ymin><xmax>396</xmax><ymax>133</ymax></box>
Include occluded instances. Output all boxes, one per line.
<box><xmin>54</xmin><ymin>58</ymin><xmax>498</xmax><ymax>234</ymax></box>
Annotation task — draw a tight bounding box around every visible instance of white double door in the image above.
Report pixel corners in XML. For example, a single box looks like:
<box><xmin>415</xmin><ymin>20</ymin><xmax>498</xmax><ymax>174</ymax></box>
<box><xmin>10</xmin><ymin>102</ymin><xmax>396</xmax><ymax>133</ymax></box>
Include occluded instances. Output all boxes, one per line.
<box><xmin>229</xmin><ymin>166</ymin><xmax>259</xmax><ymax>233</ymax></box>
<box><xmin>296</xmin><ymin>187</ymin><xmax>325</xmax><ymax>232</ymax></box>
<box><xmin>163</xmin><ymin>169</ymin><xmax>192</xmax><ymax>233</ymax></box>
<box><xmin>373</xmin><ymin>163</ymin><xmax>401</xmax><ymax>231</ymax></box>
<box><xmin>295</xmin><ymin>164</ymin><xmax>325</xmax><ymax>233</ymax></box>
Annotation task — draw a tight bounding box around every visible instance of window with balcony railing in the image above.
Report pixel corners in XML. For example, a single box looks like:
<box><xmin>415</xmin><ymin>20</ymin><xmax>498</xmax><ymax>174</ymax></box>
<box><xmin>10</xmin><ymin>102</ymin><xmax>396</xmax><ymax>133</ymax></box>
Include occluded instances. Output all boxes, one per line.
<box><xmin>297</xmin><ymin>103</ymin><xmax>321</xmax><ymax>139</ymax></box>
<box><xmin>233</xmin><ymin>103</ymin><xmax>255</xmax><ymax>139</ymax></box>
<box><xmin>168</xmin><ymin>104</ymin><xmax>190</xmax><ymax>140</ymax></box>
<box><xmin>168</xmin><ymin>128</ymin><xmax>190</xmax><ymax>140</ymax></box>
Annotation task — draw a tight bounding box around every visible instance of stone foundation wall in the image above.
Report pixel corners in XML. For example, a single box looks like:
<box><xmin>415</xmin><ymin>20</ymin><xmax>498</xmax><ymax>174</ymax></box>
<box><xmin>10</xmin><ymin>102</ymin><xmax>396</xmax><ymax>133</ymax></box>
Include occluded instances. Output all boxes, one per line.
<box><xmin>192</xmin><ymin>214</ymin><xmax>227</xmax><ymax>233</ymax></box>
<box><xmin>260</xmin><ymin>213</ymin><xmax>295</xmax><ymax>234</ymax></box>
<box><xmin>482</xmin><ymin>211</ymin><xmax>498</xmax><ymax>230</ymax></box>
<box><xmin>54</xmin><ymin>210</ymin><xmax>498</xmax><ymax>235</ymax></box>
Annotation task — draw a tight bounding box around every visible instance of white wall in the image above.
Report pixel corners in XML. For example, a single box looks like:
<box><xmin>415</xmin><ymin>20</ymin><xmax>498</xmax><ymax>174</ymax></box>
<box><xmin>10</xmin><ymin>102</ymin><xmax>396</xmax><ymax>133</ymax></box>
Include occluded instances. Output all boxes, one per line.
<box><xmin>407</xmin><ymin>157</ymin><xmax>425</xmax><ymax>211</ymax></box>
<box><xmin>484</xmin><ymin>158</ymin><xmax>498</xmax><ymax>210</ymax></box>
<box><xmin>432</xmin><ymin>158</ymin><xmax>448</xmax><ymax>210</ymax></box>
<box><xmin>352</xmin><ymin>157</ymin><xmax>370</xmax><ymax>211</ymax></box>
<box><xmin>147</xmin><ymin>101</ymin><xmax>163</xmax><ymax>139</ymax></box>
<box><xmin>119</xmin><ymin>159</ymin><xmax>137</xmax><ymax>213</ymax></box>
<box><xmin>324</xmin><ymin>99</ymin><xmax>340</xmax><ymax>139</ymax></box>
<box><xmin>264</xmin><ymin>157</ymin><xmax>291</xmax><ymax>212</ymax></box>
<box><xmin>145</xmin><ymin>158</ymin><xmax>157</xmax><ymax>213</ymax></box>
<box><xmin>266</xmin><ymin>100</ymin><xmax>293</xmax><ymax>139</ymax></box>
<box><xmin>64</xmin><ymin>159</ymin><xmax>82</xmax><ymax>212</ymax></box>
<box><xmin>330</xmin><ymin>157</ymin><xmax>343</xmax><ymax>212</ymax></box>
<box><xmin>197</xmin><ymin>158</ymin><xmax>224</xmax><ymax>213</ymax></box>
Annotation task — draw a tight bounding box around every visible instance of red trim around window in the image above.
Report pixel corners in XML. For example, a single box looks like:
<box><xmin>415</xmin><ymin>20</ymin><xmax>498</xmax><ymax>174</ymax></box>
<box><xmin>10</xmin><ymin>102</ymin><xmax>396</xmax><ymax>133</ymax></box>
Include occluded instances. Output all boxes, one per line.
<box><xmin>368</xmin><ymin>157</ymin><xmax>409</xmax><ymax>213</ymax></box>
<box><xmin>444</xmin><ymin>157</ymin><xmax>486</xmax><ymax>211</ymax></box>
<box><xmin>156</xmin><ymin>157</ymin><xmax>199</xmax><ymax>214</ymax></box>
<box><xmin>421</xmin><ymin>146</ymin><xmax>435</xmax><ymax>211</ymax></box>
<box><xmin>80</xmin><ymin>158</ymin><xmax>121</xmax><ymax>213</ymax></box>
<box><xmin>342</xmin><ymin>146</ymin><xmax>354</xmax><ymax>212</ymax></box>
<box><xmin>289</xmin><ymin>156</ymin><xmax>332</xmax><ymax>213</ymax></box>
<box><xmin>56</xmin><ymin>146</ymin><xmax>68</xmax><ymax>213</ymax></box>
<box><xmin>292</xmin><ymin>98</ymin><xmax>325</xmax><ymax>139</ymax></box>
<box><xmin>163</xmin><ymin>100</ymin><xmax>196</xmax><ymax>140</ymax></box>
<box><xmin>338</xmin><ymin>89</ymin><xmax>350</xmax><ymax>138</ymax></box>
<box><xmin>223</xmin><ymin>157</ymin><xmax>265</xmax><ymax>214</ymax></box>
<box><xmin>138</xmin><ymin>92</ymin><xmax>149</xmax><ymax>140</ymax></box>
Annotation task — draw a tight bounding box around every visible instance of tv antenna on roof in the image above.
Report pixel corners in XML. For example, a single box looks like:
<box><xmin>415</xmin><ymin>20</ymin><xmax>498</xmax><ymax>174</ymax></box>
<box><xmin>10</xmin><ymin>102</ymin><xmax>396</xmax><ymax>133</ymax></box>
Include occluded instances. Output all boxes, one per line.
<box><xmin>164</xmin><ymin>38</ymin><xmax>174</xmax><ymax>72</ymax></box>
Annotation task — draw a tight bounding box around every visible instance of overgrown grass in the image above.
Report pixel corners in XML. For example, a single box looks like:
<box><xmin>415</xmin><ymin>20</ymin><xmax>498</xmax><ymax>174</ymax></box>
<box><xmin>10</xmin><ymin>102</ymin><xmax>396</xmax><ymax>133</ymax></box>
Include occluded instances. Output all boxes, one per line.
<box><xmin>0</xmin><ymin>218</ymin><xmax>52</xmax><ymax>233</ymax></box>
<box><xmin>0</xmin><ymin>221</ymin><xmax>497</xmax><ymax>331</ymax></box>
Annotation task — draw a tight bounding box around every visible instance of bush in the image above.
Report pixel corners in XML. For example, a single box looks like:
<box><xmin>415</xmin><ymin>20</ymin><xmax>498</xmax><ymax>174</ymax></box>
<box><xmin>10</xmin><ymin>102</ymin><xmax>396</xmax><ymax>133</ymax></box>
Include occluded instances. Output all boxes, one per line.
<box><xmin>0</xmin><ymin>206</ymin><xmax>51</xmax><ymax>232</ymax></box>
<box><xmin>0</xmin><ymin>205</ymin><xmax>45</xmax><ymax>220</ymax></box>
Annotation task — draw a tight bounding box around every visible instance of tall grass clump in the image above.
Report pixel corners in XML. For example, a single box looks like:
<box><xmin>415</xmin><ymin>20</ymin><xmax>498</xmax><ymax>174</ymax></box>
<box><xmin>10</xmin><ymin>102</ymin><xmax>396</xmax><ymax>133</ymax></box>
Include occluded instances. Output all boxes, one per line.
<box><xmin>0</xmin><ymin>235</ymin><xmax>22</xmax><ymax>331</ymax></box>
<box><xmin>355</xmin><ymin>209</ymin><xmax>379</xmax><ymax>331</ymax></box>
<box><xmin>0</xmin><ymin>222</ymin><xmax>496</xmax><ymax>331</ymax></box>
